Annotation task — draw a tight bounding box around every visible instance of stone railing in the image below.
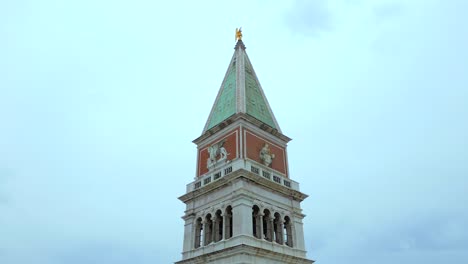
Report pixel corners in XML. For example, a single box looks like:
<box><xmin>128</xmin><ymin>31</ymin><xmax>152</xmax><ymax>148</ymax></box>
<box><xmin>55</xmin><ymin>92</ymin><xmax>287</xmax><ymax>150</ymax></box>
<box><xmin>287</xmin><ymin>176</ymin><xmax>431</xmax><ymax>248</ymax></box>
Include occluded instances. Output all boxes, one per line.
<box><xmin>187</xmin><ymin>159</ymin><xmax>300</xmax><ymax>192</ymax></box>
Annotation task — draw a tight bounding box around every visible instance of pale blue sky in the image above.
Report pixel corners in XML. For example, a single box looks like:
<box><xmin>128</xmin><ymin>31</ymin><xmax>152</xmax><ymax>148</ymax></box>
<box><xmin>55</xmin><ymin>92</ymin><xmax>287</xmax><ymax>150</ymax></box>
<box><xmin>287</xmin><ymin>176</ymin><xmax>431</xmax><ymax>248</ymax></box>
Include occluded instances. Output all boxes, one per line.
<box><xmin>1</xmin><ymin>1</ymin><xmax>467</xmax><ymax>263</ymax></box>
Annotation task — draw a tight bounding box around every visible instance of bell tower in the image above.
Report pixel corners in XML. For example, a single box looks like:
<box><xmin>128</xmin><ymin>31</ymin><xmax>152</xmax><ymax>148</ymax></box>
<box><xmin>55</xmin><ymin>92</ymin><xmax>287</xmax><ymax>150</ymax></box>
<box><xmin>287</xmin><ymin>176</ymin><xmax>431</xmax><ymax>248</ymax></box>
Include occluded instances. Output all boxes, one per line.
<box><xmin>176</xmin><ymin>32</ymin><xmax>314</xmax><ymax>264</ymax></box>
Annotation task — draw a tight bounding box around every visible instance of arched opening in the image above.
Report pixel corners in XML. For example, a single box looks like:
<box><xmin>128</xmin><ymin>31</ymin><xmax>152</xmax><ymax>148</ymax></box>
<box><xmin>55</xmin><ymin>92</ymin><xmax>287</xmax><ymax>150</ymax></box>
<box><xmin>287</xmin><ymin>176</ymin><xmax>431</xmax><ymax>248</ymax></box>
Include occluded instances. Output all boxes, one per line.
<box><xmin>274</xmin><ymin>212</ymin><xmax>283</xmax><ymax>244</ymax></box>
<box><xmin>252</xmin><ymin>205</ymin><xmax>262</xmax><ymax>239</ymax></box>
<box><xmin>204</xmin><ymin>214</ymin><xmax>213</xmax><ymax>245</ymax></box>
<box><xmin>214</xmin><ymin>210</ymin><xmax>223</xmax><ymax>242</ymax></box>
<box><xmin>262</xmin><ymin>209</ymin><xmax>272</xmax><ymax>241</ymax></box>
<box><xmin>194</xmin><ymin>217</ymin><xmax>203</xmax><ymax>248</ymax></box>
<box><xmin>225</xmin><ymin>206</ymin><xmax>233</xmax><ymax>239</ymax></box>
<box><xmin>284</xmin><ymin>216</ymin><xmax>293</xmax><ymax>247</ymax></box>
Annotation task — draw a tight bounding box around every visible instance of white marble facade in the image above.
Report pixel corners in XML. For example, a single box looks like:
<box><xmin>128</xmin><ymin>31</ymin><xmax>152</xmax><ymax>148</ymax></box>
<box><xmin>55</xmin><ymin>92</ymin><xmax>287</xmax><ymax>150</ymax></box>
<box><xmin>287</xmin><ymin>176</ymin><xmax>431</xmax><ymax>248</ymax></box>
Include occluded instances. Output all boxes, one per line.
<box><xmin>177</xmin><ymin>164</ymin><xmax>313</xmax><ymax>264</ymax></box>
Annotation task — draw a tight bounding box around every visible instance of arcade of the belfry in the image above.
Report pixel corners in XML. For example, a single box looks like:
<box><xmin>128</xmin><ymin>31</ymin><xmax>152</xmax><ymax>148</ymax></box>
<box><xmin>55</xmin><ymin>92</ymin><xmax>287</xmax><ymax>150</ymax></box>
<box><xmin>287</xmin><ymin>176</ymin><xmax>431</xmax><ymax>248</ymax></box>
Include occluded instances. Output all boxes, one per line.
<box><xmin>176</xmin><ymin>29</ymin><xmax>314</xmax><ymax>264</ymax></box>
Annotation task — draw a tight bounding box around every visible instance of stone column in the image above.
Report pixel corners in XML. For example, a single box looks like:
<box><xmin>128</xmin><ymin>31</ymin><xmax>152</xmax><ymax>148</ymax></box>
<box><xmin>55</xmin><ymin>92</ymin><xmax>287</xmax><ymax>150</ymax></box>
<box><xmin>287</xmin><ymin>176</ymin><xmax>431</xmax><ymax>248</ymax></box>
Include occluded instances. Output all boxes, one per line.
<box><xmin>222</xmin><ymin>213</ymin><xmax>227</xmax><ymax>240</ymax></box>
<box><xmin>217</xmin><ymin>213</ymin><xmax>224</xmax><ymax>242</ymax></box>
<box><xmin>264</xmin><ymin>216</ymin><xmax>273</xmax><ymax>241</ymax></box>
<box><xmin>258</xmin><ymin>213</ymin><xmax>264</xmax><ymax>239</ymax></box>
<box><xmin>212</xmin><ymin>216</ymin><xmax>218</xmax><ymax>242</ymax></box>
<box><xmin>276</xmin><ymin>218</ymin><xmax>284</xmax><ymax>244</ymax></box>
<box><xmin>202</xmin><ymin>220</ymin><xmax>208</xmax><ymax>246</ymax></box>
<box><xmin>193</xmin><ymin>219</ymin><xmax>201</xmax><ymax>249</ymax></box>
<box><xmin>203</xmin><ymin>219</ymin><xmax>212</xmax><ymax>246</ymax></box>
<box><xmin>285</xmin><ymin>221</ymin><xmax>293</xmax><ymax>247</ymax></box>
<box><xmin>224</xmin><ymin>211</ymin><xmax>232</xmax><ymax>239</ymax></box>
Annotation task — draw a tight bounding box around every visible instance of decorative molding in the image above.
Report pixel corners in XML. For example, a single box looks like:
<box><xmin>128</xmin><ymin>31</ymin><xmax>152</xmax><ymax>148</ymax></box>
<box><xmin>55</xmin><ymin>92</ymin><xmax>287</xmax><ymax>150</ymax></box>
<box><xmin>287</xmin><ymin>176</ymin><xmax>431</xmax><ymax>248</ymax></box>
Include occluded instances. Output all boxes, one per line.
<box><xmin>176</xmin><ymin>243</ymin><xmax>314</xmax><ymax>264</ymax></box>
<box><xmin>179</xmin><ymin>169</ymin><xmax>308</xmax><ymax>204</ymax></box>
<box><xmin>193</xmin><ymin>113</ymin><xmax>291</xmax><ymax>146</ymax></box>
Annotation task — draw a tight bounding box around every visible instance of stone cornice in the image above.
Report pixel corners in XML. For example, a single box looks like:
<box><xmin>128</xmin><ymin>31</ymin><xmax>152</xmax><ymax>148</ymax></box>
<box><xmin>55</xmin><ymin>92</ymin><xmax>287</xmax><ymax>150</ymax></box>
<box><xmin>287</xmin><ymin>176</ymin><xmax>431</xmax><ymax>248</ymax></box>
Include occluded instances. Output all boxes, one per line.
<box><xmin>178</xmin><ymin>169</ymin><xmax>308</xmax><ymax>204</ymax></box>
<box><xmin>175</xmin><ymin>244</ymin><xmax>314</xmax><ymax>264</ymax></box>
<box><xmin>193</xmin><ymin>113</ymin><xmax>291</xmax><ymax>145</ymax></box>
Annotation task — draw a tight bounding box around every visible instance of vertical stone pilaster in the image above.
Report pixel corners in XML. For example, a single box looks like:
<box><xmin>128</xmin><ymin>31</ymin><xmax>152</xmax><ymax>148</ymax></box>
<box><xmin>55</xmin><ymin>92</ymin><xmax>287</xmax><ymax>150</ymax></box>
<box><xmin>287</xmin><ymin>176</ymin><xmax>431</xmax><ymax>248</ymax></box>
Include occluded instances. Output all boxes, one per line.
<box><xmin>183</xmin><ymin>216</ymin><xmax>195</xmax><ymax>251</ymax></box>
<box><xmin>232</xmin><ymin>199</ymin><xmax>253</xmax><ymax>237</ymax></box>
<box><xmin>293</xmin><ymin>217</ymin><xmax>306</xmax><ymax>251</ymax></box>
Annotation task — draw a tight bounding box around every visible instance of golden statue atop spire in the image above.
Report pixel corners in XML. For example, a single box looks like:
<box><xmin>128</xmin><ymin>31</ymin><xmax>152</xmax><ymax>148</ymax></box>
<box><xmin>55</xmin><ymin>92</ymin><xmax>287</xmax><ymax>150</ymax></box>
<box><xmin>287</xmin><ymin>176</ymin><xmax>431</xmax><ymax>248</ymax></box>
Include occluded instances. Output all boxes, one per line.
<box><xmin>235</xmin><ymin>27</ymin><xmax>242</xmax><ymax>41</ymax></box>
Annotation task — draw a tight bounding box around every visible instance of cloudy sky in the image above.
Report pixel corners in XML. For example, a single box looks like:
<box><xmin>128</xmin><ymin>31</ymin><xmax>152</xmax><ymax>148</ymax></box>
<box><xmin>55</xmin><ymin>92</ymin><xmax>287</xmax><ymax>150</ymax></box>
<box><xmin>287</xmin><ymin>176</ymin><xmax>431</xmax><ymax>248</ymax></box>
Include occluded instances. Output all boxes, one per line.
<box><xmin>1</xmin><ymin>0</ymin><xmax>467</xmax><ymax>263</ymax></box>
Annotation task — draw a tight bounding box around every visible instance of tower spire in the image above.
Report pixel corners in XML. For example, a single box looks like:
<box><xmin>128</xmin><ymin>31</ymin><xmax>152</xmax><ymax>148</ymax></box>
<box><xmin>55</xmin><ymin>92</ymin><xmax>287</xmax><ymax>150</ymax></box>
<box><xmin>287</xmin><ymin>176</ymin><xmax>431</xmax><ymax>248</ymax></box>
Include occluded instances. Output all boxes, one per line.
<box><xmin>202</xmin><ymin>32</ymin><xmax>281</xmax><ymax>133</ymax></box>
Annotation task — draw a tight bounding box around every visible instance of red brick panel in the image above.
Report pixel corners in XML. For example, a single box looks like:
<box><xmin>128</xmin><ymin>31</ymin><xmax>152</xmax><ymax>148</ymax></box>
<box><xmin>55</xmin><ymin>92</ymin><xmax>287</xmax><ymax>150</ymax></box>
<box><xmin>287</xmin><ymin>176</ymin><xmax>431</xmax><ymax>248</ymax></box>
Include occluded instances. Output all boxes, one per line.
<box><xmin>244</xmin><ymin>130</ymin><xmax>287</xmax><ymax>177</ymax></box>
<box><xmin>197</xmin><ymin>129</ymin><xmax>239</xmax><ymax>177</ymax></box>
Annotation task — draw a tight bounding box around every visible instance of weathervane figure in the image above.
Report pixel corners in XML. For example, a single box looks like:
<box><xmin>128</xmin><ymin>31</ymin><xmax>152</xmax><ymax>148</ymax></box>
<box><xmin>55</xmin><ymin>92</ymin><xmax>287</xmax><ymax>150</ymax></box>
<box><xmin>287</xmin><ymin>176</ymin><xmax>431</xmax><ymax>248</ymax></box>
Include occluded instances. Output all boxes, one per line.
<box><xmin>235</xmin><ymin>27</ymin><xmax>242</xmax><ymax>41</ymax></box>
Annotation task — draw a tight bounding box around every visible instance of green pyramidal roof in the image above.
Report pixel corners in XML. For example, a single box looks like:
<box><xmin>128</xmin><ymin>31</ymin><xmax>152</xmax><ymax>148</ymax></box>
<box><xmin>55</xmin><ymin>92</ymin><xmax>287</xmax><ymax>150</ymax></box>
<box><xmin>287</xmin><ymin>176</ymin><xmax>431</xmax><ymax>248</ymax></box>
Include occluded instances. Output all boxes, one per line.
<box><xmin>203</xmin><ymin>40</ymin><xmax>281</xmax><ymax>133</ymax></box>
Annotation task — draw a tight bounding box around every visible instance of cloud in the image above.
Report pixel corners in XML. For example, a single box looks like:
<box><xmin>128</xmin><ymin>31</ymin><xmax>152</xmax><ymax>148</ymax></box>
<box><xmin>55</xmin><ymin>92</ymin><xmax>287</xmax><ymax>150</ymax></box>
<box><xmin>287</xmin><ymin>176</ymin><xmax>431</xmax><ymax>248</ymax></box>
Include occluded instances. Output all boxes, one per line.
<box><xmin>285</xmin><ymin>0</ymin><xmax>334</xmax><ymax>36</ymax></box>
<box><xmin>283</xmin><ymin>0</ymin><xmax>404</xmax><ymax>37</ymax></box>
<box><xmin>352</xmin><ymin>211</ymin><xmax>468</xmax><ymax>255</ymax></box>
<box><xmin>56</xmin><ymin>242</ymin><xmax>144</xmax><ymax>264</ymax></box>
<box><xmin>372</xmin><ymin>2</ymin><xmax>404</xmax><ymax>21</ymax></box>
<box><xmin>396</xmin><ymin>215</ymin><xmax>468</xmax><ymax>252</ymax></box>
<box><xmin>0</xmin><ymin>239</ymin><xmax>175</xmax><ymax>264</ymax></box>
